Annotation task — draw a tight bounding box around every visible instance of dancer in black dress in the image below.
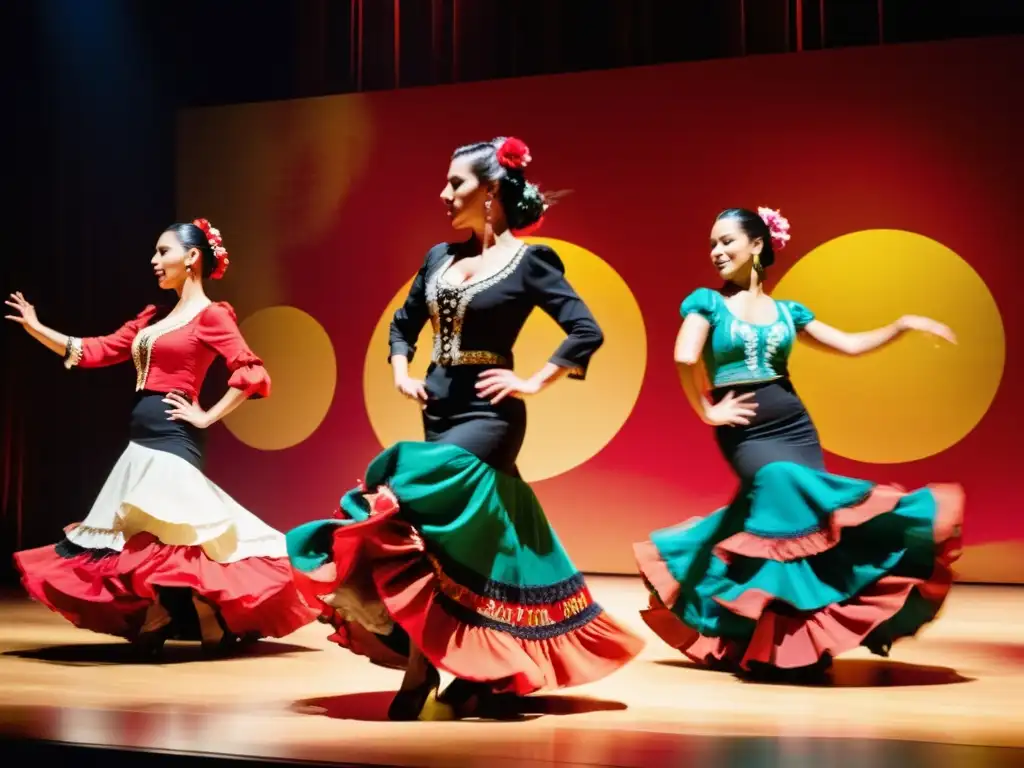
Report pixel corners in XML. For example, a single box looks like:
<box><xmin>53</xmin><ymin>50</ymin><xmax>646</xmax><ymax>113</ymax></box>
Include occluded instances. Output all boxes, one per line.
<box><xmin>287</xmin><ymin>137</ymin><xmax>644</xmax><ymax>720</ymax></box>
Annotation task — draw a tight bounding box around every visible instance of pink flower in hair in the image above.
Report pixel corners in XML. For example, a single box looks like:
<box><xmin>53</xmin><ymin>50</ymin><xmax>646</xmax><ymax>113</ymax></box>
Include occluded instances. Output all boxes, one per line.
<box><xmin>757</xmin><ymin>206</ymin><xmax>791</xmax><ymax>251</ymax></box>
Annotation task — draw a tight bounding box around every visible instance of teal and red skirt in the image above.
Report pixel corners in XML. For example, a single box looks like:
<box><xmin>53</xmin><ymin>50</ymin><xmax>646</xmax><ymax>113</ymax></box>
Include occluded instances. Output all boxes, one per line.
<box><xmin>635</xmin><ymin>380</ymin><xmax>965</xmax><ymax>671</ymax></box>
<box><xmin>287</xmin><ymin>440</ymin><xmax>644</xmax><ymax>695</ymax></box>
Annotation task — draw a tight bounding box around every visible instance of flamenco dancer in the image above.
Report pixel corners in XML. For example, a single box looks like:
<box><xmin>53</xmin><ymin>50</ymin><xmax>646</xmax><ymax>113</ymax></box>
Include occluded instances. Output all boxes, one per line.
<box><xmin>634</xmin><ymin>207</ymin><xmax>964</xmax><ymax>681</ymax></box>
<box><xmin>7</xmin><ymin>219</ymin><xmax>316</xmax><ymax>657</ymax></box>
<box><xmin>287</xmin><ymin>137</ymin><xmax>643</xmax><ymax>720</ymax></box>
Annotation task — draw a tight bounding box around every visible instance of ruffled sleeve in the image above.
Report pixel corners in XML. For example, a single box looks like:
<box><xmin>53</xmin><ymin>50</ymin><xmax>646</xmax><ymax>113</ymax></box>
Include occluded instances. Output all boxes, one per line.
<box><xmin>198</xmin><ymin>302</ymin><xmax>271</xmax><ymax>398</ymax></box>
<box><xmin>680</xmin><ymin>288</ymin><xmax>719</xmax><ymax>326</ymax></box>
<box><xmin>388</xmin><ymin>245</ymin><xmax>447</xmax><ymax>363</ymax></box>
<box><xmin>780</xmin><ymin>300</ymin><xmax>815</xmax><ymax>332</ymax></box>
<box><xmin>70</xmin><ymin>305</ymin><xmax>158</xmax><ymax>369</ymax></box>
<box><xmin>524</xmin><ymin>245</ymin><xmax>604</xmax><ymax>380</ymax></box>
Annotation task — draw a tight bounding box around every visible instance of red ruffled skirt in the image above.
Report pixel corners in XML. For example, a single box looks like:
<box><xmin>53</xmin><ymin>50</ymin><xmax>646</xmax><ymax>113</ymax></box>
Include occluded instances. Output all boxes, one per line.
<box><xmin>15</xmin><ymin>532</ymin><xmax>316</xmax><ymax>641</ymax></box>
<box><xmin>13</xmin><ymin>429</ymin><xmax>317</xmax><ymax>642</ymax></box>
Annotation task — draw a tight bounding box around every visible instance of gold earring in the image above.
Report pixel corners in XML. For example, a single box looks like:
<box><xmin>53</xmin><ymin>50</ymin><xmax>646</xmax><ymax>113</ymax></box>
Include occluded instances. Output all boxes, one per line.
<box><xmin>753</xmin><ymin>253</ymin><xmax>761</xmax><ymax>271</ymax></box>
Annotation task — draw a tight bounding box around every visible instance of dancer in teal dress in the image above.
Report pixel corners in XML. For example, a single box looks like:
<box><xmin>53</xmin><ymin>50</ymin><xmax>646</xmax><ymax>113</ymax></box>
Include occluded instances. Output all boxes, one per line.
<box><xmin>287</xmin><ymin>137</ymin><xmax>643</xmax><ymax>720</ymax></box>
<box><xmin>635</xmin><ymin>206</ymin><xmax>964</xmax><ymax>680</ymax></box>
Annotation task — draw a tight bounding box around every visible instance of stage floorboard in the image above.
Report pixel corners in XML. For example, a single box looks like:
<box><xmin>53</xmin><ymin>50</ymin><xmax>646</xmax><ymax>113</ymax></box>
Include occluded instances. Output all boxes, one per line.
<box><xmin>1</xmin><ymin>577</ymin><xmax>1022</xmax><ymax>767</ymax></box>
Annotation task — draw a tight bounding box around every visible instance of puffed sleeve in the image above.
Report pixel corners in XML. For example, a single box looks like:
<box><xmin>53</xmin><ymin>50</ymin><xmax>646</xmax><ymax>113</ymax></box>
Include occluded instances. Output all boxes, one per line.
<box><xmin>680</xmin><ymin>288</ymin><xmax>719</xmax><ymax>326</ymax></box>
<box><xmin>198</xmin><ymin>302</ymin><xmax>271</xmax><ymax>398</ymax></box>
<box><xmin>524</xmin><ymin>245</ymin><xmax>604</xmax><ymax>380</ymax></box>
<box><xmin>388</xmin><ymin>245</ymin><xmax>443</xmax><ymax>363</ymax></box>
<box><xmin>780</xmin><ymin>300</ymin><xmax>815</xmax><ymax>332</ymax></box>
<box><xmin>67</xmin><ymin>305</ymin><xmax>158</xmax><ymax>370</ymax></box>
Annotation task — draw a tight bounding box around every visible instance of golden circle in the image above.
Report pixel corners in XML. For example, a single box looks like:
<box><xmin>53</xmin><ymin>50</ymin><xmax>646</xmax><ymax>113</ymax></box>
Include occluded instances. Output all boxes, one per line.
<box><xmin>222</xmin><ymin>306</ymin><xmax>337</xmax><ymax>451</ymax></box>
<box><xmin>774</xmin><ymin>229</ymin><xmax>1005</xmax><ymax>463</ymax></box>
<box><xmin>362</xmin><ymin>237</ymin><xmax>647</xmax><ymax>481</ymax></box>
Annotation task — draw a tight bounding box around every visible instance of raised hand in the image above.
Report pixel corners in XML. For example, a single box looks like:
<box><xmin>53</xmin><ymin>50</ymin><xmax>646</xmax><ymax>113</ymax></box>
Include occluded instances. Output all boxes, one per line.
<box><xmin>5</xmin><ymin>292</ymin><xmax>40</xmax><ymax>330</ymax></box>
<box><xmin>703</xmin><ymin>390</ymin><xmax>758</xmax><ymax>427</ymax></box>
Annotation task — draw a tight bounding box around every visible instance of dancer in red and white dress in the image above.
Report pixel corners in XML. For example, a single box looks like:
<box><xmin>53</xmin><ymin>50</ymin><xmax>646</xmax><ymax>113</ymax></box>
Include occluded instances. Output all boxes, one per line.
<box><xmin>6</xmin><ymin>219</ymin><xmax>317</xmax><ymax>656</ymax></box>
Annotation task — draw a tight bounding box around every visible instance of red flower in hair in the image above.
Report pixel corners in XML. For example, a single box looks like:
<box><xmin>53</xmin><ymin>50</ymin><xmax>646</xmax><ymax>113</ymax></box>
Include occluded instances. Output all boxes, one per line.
<box><xmin>496</xmin><ymin>137</ymin><xmax>532</xmax><ymax>170</ymax></box>
<box><xmin>192</xmin><ymin>217</ymin><xmax>231</xmax><ymax>280</ymax></box>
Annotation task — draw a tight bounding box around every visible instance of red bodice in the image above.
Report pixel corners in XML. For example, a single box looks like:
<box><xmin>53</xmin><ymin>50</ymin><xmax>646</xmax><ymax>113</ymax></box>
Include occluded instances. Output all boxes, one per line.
<box><xmin>67</xmin><ymin>301</ymin><xmax>270</xmax><ymax>401</ymax></box>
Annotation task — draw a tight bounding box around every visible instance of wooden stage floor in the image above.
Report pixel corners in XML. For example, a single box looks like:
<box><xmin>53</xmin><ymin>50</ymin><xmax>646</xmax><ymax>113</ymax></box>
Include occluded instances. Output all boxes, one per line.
<box><xmin>1</xmin><ymin>577</ymin><xmax>1022</xmax><ymax>767</ymax></box>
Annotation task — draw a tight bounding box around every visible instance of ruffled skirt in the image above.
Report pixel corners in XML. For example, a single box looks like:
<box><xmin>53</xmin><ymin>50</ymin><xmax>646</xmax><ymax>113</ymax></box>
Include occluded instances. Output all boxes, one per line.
<box><xmin>635</xmin><ymin>464</ymin><xmax>963</xmax><ymax>670</ymax></box>
<box><xmin>287</xmin><ymin>441</ymin><xmax>644</xmax><ymax>696</ymax></box>
<box><xmin>635</xmin><ymin>378</ymin><xmax>964</xmax><ymax>673</ymax></box>
<box><xmin>14</xmin><ymin>394</ymin><xmax>316</xmax><ymax>642</ymax></box>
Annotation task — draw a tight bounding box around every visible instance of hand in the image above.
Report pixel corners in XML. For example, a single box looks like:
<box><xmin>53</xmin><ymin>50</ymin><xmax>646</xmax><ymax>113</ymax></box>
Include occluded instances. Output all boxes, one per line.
<box><xmin>5</xmin><ymin>292</ymin><xmax>40</xmax><ymax>331</ymax></box>
<box><xmin>703</xmin><ymin>391</ymin><xmax>758</xmax><ymax>427</ymax></box>
<box><xmin>394</xmin><ymin>375</ymin><xmax>429</xmax><ymax>403</ymax></box>
<box><xmin>475</xmin><ymin>368</ymin><xmax>541</xmax><ymax>404</ymax></box>
<box><xmin>898</xmin><ymin>315</ymin><xmax>957</xmax><ymax>344</ymax></box>
<box><xmin>163</xmin><ymin>392</ymin><xmax>212</xmax><ymax>428</ymax></box>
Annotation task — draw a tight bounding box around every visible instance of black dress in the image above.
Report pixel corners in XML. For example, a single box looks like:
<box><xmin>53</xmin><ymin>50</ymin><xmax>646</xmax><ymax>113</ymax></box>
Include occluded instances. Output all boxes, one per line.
<box><xmin>389</xmin><ymin>241</ymin><xmax>603</xmax><ymax>473</ymax></box>
<box><xmin>286</xmin><ymin>240</ymin><xmax>645</xmax><ymax>697</ymax></box>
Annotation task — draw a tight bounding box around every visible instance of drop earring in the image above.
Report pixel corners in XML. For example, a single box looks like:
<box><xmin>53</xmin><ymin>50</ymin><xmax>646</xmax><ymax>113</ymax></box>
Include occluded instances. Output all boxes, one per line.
<box><xmin>484</xmin><ymin>196</ymin><xmax>493</xmax><ymax>246</ymax></box>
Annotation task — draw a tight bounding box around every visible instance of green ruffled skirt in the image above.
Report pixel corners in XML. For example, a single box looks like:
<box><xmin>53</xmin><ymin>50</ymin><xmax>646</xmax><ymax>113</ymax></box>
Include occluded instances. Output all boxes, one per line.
<box><xmin>288</xmin><ymin>441</ymin><xmax>644</xmax><ymax>695</ymax></box>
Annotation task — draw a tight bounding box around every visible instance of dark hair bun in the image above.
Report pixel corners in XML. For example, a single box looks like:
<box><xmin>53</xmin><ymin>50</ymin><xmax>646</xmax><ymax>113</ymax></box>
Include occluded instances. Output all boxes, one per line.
<box><xmin>503</xmin><ymin>177</ymin><xmax>545</xmax><ymax>230</ymax></box>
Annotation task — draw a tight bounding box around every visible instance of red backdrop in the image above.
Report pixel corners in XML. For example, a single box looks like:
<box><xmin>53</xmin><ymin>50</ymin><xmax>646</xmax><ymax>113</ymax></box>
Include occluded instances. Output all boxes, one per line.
<box><xmin>177</xmin><ymin>36</ymin><xmax>1023</xmax><ymax>582</ymax></box>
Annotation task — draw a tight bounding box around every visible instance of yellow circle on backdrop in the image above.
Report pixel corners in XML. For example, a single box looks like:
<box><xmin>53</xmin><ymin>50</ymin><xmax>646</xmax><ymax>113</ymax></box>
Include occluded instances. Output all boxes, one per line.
<box><xmin>362</xmin><ymin>237</ymin><xmax>647</xmax><ymax>481</ymax></box>
<box><xmin>223</xmin><ymin>306</ymin><xmax>337</xmax><ymax>451</ymax></box>
<box><xmin>774</xmin><ymin>229</ymin><xmax>1005</xmax><ymax>464</ymax></box>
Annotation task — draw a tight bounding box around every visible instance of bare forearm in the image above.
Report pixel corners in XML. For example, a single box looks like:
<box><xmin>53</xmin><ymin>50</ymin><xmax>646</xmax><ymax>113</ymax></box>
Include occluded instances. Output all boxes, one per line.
<box><xmin>391</xmin><ymin>355</ymin><xmax>411</xmax><ymax>383</ymax></box>
<box><xmin>527</xmin><ymin>362</ymin><xmax>570</xmax><ymax>391</ymax></box>
<box><xmin>205</xmin><ymin>387</ymin><xmax>249</xmax><ymax>426</ymax></box>
<box><xmin>677</xmin><ymin>362</ymin><xmax>713</xmax><ymax>424</ymax></box>
<box><xmin>25</xmin><ymin>322</ymin><xmax>70</xmax><ymax>357</ymax></box>
<box><xmin>837</xmin><ymin>323</ymin><xmax>903</xmax><ymax>355</ymax></box>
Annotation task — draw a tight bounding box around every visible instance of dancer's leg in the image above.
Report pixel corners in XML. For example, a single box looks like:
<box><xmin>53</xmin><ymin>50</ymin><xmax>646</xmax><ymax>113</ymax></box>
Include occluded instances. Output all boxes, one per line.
<box><xmin>134</xmin><ymin>595</ymin><xmax>173</xmax><ymax>657</ymax></box>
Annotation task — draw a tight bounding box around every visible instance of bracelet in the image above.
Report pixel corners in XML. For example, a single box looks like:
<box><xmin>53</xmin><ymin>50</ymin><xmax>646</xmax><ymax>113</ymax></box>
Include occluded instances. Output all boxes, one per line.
<box><xmin>63</xmin><ymin>337</ymin><xmax>83</xmax><ymax>369</ymax></box>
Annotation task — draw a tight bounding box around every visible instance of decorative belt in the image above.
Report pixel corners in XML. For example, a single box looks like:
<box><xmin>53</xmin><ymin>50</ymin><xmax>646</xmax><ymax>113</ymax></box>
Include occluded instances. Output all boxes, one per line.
<box><xmin>432</xmin><ymin>350</ymin><xmax>510</xmax><ymax>367</ymax></box>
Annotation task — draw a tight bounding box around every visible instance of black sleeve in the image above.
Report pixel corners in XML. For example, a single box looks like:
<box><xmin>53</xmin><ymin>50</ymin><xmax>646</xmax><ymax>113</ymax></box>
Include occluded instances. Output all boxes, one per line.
<box><xmin>524</xmin><ymin>245</ymin><xmax>604</xmax><ymax>380</ymax></box>
<box><xmin>388</xmin><ymin>246</ymin><xmax>442</xmax><ymax>363</ymax></box>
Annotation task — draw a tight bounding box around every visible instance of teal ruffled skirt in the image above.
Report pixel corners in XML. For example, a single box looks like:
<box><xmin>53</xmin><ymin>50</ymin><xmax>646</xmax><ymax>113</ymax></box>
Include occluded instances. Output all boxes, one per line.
<box><xmin>635</xmin><ymin>460</ymin><xmax>964</xmax><ymax>671</ymax></box>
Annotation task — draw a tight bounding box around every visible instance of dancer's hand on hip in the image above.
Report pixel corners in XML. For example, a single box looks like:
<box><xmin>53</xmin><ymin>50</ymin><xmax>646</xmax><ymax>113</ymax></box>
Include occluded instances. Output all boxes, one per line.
<box><xmin>163</xmin><ymin>392</ymin><xmax>212</xmax><ymax>429</ymax></box>
<box><xmin>703</xmin><ymin>391</ymin><xmax>758</xmax><ymax>427</ymax></box>
<box><xmin>395</xmin><ymin>375</ymin><xmax>429</xmax><ymax>403</ymax></box>
<box><xmin>476</xmin><ymin>368</ymin><xmax>540</xmax><ymax>404</ymax></box>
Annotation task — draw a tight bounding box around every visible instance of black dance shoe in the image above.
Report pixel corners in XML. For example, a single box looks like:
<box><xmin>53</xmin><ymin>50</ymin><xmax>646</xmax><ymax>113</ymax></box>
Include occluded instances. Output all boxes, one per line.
<box><xmin>388</xmin><ymin>664</ymin><xmax>453</xmax><ymax>721</ymax></box>
<box><xmin>437</xmin><ymin>678</ymin><xmax>497</xmax><ymax>718</ymax></box>
<box><xmin>133</xmin><ymin>623</ymin><xmax>174</xmax><ymax>660</ymax></box>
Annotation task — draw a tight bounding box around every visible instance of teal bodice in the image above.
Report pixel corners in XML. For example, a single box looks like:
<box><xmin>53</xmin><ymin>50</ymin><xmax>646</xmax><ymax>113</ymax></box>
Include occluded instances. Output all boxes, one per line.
<box><xmin>680</xmin><ymin>287</ymin><xmax>815</xmax><ymax>388</ymax></box>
